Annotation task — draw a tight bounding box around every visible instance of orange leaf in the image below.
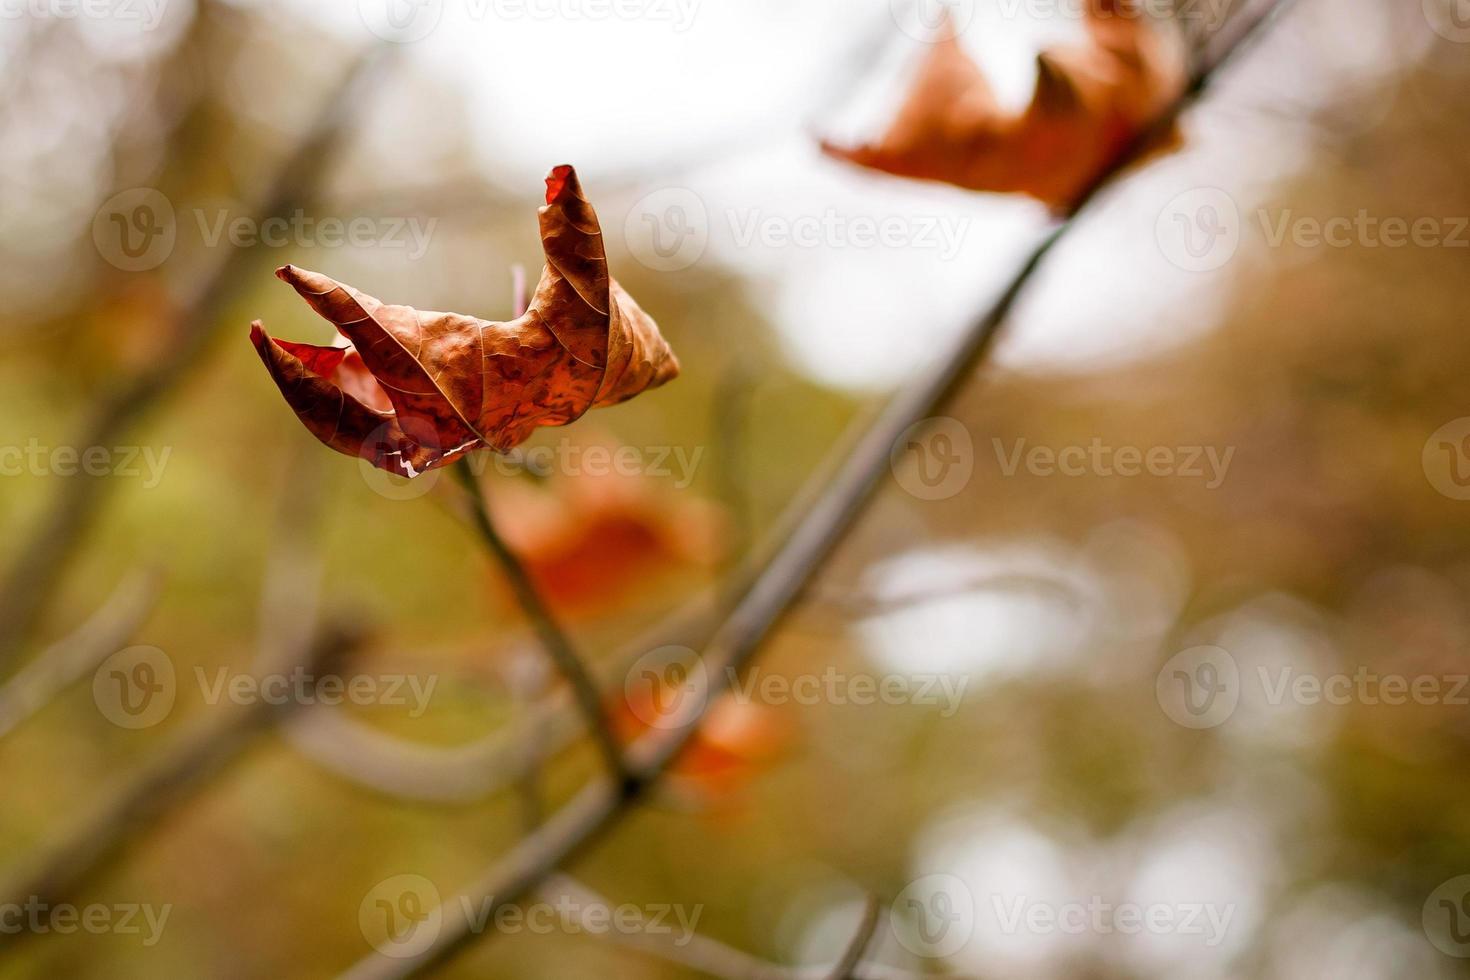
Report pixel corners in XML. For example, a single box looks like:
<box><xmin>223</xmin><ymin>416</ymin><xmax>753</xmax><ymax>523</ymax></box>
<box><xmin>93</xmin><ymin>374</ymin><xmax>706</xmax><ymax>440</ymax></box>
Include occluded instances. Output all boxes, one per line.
<box><xmin>611</xmin><ymin>689</ymin><xmax>790</xmax><ymax>798</ymax></box>
<box><xmin>250</xmin><ymin>165</ymin><xmax>680</xmax><ymax>477</ymax></box>
<box><xmin>822</xmin><ymin>3</ymin><xmax>1186</xmax><ymax>210</ymax></box>
<box><xmin>492</xmin><ymin>450</ymin><xmax>727</xmax><ymax>614</ymax></box>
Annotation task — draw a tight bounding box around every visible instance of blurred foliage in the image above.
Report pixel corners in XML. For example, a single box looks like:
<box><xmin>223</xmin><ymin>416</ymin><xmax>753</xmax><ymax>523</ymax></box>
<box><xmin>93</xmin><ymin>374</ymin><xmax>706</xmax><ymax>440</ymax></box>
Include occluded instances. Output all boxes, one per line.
<box><xmin>1</xmin><ymin>2</ymin><xmax>1469</xmax><ymax>979</ymax></box>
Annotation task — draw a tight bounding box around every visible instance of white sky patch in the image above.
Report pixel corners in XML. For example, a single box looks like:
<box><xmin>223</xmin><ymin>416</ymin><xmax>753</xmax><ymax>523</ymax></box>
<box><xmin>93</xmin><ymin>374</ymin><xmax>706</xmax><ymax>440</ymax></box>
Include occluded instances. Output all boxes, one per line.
<box><xmin>853</xmin><ymin>541</ymin><xmax>1099</xmax><ymax>681</ymax></box>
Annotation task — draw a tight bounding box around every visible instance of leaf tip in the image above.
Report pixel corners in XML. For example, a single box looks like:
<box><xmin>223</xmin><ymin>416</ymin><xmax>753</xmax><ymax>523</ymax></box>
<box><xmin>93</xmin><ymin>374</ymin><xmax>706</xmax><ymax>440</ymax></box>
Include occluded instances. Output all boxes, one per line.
<box><xmin>544</xmin><ymin>164</ymin><xmax>577</xmax><ymax>205</ymax></box>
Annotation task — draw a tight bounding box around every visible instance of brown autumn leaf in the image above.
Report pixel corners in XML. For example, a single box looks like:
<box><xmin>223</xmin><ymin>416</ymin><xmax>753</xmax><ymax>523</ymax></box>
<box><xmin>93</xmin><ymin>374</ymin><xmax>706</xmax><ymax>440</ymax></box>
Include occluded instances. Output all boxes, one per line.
<box><xmin>821</xmin><ymin>0</ymin><xmax>1186</xmax><ymax>210</ymax></box>
<box><xmin>250</xmin><ymin>165</ymin><xmax>680</xmax><ymax>477</ymax></box>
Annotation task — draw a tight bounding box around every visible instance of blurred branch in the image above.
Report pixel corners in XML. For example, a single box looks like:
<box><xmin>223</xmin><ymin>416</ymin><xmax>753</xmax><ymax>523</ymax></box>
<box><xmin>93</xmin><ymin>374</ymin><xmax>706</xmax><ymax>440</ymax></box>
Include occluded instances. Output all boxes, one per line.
<box><xmin>0</xmin><ymin>450</ymin><xmax>352</xmax><ymax>951</ymax></box>
<box><xmin>452</xmin><ymin>460</ymin><xmax>632</xmax><ymax>788</ymax></box>
<box><xmin>827</xmin><ymin>896</ymin><xmax>882</xmax><ymax>980</ymax></box>
<box><xmin>0</xmin><ymin>43</ymin><xmax>396</xmax><ymax>673</ymax></box>
<box><xmin>0</xmin><ymin>618</ymin><xmax>363</xmax><ymax>947</ymax></box>
<box><xmin>285</xmin><ymin>587</ymin><xmax>719</xmax><ymax>805</ymax></box>
<box><xmin>713</xmin><ymin>358</ymin><xmax>757</xmax><ymax>565</ymax></box>
<box><xmin>803</xmin><ymin>573</ymin><xmax>1084</xmax><ymax>622</ymax></box>
<box><xmin>542</xmin><ymin>876</ymin><xmax>927</xmax><ymax>980</ymax></box>
<box><xmin>0</xmin><ymin>570</ymin><xmax>161</xmax><ymax>740</ymax></box>
<box><xmin>336</xmin><ymin>2</ymin><xmax>1299</xmax><ymax>975</ymax></box>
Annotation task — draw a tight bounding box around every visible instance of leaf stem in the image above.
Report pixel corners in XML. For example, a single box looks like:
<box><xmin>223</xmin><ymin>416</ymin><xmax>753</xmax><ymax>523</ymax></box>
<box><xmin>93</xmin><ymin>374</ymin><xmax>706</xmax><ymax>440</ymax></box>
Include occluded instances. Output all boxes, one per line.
<box><xmin>452</xmin><ymin>459</ymin><xmax>634</xmax><ymax>791</ymax></box>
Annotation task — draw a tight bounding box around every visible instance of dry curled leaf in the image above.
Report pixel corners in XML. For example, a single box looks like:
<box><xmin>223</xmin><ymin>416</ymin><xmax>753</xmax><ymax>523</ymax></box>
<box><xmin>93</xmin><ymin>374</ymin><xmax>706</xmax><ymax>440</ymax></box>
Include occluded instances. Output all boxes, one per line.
<box><xmin>822</xmin><ymin>1</ymin><xmax>1186</xmax><ymax>210</ymax></box>
<box><xmin>250</xmin><ymin>165</ymin><xmax>679</xmax><ymax>477</ymax></box>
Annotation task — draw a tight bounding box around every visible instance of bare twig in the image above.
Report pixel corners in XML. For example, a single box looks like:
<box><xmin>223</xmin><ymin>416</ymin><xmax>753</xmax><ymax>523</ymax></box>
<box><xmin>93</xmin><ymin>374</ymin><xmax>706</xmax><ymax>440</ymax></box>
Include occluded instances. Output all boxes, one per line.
<box><xmin>542</xmin><ymin>876</ymin><xmax>930</xmax><ymax>980</ymax></box>
<box><xmin>0</xmin><ymin>451</ymin><xmax>351</xmax><ymax>950</ymax></box>
<box><xmin>827</xmin><ymin>896</ymin><xmax>882</xmax><ymax>980</ymax></box>
<box><xmin>336</xmin><ymin>3</ymin><xmax>1299</xmax><ymax>975</ymax></box>
<box><xmin>0</xmin><ymin>619</ymin><xmax>363</xmax><ymax>946</ymax></box>
<box><xmin>283</xmin><ymin>588</ymin><xmax>719</xmax><ymax>804</ymax></box>
<box><xmin>0</xmin><ymin>43</ymin><xmax>395</xmax><ymax>673</ymax></box>
<box><xmin>452</xmin><ymin>460</ymin><xmax>633</xmax><ymax>788</ymax></box>
<box><xmin>0</xmin><ymin>571</ymin><xmax>161</xmax><ymax>740</ymax></box>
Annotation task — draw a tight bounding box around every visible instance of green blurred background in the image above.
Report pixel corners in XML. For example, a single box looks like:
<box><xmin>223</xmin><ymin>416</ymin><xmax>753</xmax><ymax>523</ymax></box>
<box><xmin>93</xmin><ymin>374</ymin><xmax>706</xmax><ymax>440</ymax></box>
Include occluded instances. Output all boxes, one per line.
<box><xmin>2</xmin><ymin>0</ymin><xmax>1469</xmax><ymax>977</ymax></box>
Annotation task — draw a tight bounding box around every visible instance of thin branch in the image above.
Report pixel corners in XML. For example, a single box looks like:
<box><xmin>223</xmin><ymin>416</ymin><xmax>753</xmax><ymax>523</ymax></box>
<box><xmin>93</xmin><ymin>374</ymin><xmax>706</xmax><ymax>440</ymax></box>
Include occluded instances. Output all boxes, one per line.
<box><xmin>0</xmin><ymin>43</ymin><xmax>395</xmax><ymax>673</ymax></box>
<box><xmin>0</xmin><ymin>570</ymin><xmax>162</xmax><ymax>740</ymax></box>
<box><xmin>0</xmin><ymin>451</ymin><xmax>353</xmax><ymax>948</ymax></box>
<box><xmin>336</xmin><ymin>3</ymin><xmax>1299</xmax><ymax>975</ymax></box>
<box><xmin>542</xmin><ymin>876</ymin><xmax>931</xmax><ymax>980</ymax></box>
<box><xmin>452</xmin><ymin>460</ymin><xmax>633</xmax><ymax>789</ymax></box>
<box><xmin>827</xmin><ymin>896</ymin><xmax>882</xmax><ymax>980</ymax></box>
<box><xmin>283</xmin><ymin>589</ymin><xmax>719</xmax><ymax>804</ymax></box>
<box><xmin>0</xmin><ymin>619</ymin><xmax>363</xmax><ymax>949</ymax></box>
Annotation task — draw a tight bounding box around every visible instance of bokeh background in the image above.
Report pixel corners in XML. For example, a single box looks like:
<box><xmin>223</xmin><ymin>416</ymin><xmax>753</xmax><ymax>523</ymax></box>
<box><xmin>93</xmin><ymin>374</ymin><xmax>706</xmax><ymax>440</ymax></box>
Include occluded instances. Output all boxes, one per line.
<box><xmin>2</xmin><ymin>0</ymin><xmax>1470</xmax><ymax>977</ymax></box>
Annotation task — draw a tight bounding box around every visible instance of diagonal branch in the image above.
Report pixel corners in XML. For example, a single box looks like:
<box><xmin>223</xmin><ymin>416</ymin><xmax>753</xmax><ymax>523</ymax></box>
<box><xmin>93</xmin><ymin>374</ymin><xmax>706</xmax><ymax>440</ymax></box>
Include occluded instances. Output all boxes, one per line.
<box><xmin>0</xmin><ymin>43</ymin><xmax>396</xmax><ymax>674</ymax></box>
<box><xmin>542</xmin><ymin>876</ymin><xmax>931</xmax><ymax>980</ymax></box>
<box><xmin>452</xmin><ymin>460</ymin><xmax>633</xmax><ymax>788</ymax></box>
<box><xmin>335</xmin><ymin>2</ymin><xmax>1299</xmax><ymax>976</ymax></box>
<box><xmin>283</xmin><ymin>588</ymin><xmax>719</xmax><ymax>804</ymax></box>
<box><xmin>0</xmin><ymin>570</ymin><xmax>162</xmax><ymax>740</ymax></box>
<box><xmin>827</xmin><ymin>896</ymin><xmax>882</xmax><ymax>980</ymax></box>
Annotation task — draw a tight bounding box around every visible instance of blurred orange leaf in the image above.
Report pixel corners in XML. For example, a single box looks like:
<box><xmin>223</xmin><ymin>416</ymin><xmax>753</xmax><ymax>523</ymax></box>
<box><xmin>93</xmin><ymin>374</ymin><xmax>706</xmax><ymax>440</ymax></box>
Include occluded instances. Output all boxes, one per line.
<box><xmin>822</xmin><ymin>2</ymin><xmax>1186</xmax><ymax>210</ymax></box>
<box><xmin>494</xmin><ymin>452</ymin><xmax>727</xmax><ymax>614</ymax></box>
